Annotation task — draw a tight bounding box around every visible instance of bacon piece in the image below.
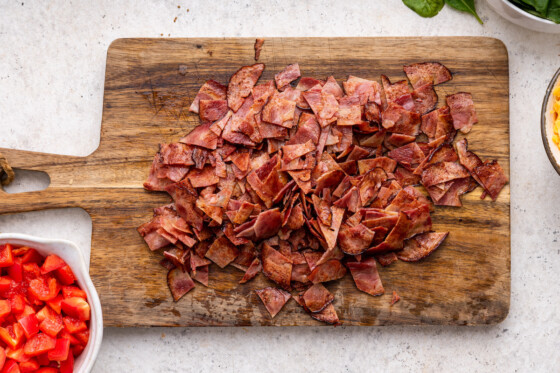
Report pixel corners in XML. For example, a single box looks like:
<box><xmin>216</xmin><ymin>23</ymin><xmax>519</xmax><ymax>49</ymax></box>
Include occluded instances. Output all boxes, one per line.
<box><xmin>255</xmin><ymin>287</ymin><xmax>291</xmax><ymax>318</ymax></box>
<box><xmin>254</xmin><ymin>208</ymin><xmax>283</xmax><ymax>239</ymax></box>
<box><xmin>338</xmin><ymin>224</ymin><xmax>375</xmax><ymax>255</ymax></box>
<box><xmin>187</xmin><ymin>166</ymin><xmax>219</xmax><ymax>188</ymax></box>
<box><xmin>386</xmin><ymin>133</ymin><xmax>416</xmax><ymax>148</ymax></box>
<box><xmin>421</xmin><ymin>106</ymin><xmax>454</xmax><ymax>141</ymax></box>
<box><xmin>318</xmin><ymin>205</ymin><xmax>345</xmax><ymax>250</ymax></box>
<box><xmin>322</xmin><ymin>76</ymin><xmax>344</xmax><ymax>98</ymax></box>
<box><xmin>199</xmin><ymin>99</ymin><xmax>228</xmax><ymax>122</ymax></box>
<box><xmin>239</xmin><ymin>258</ymin><xmax>262</xmax><ymax>284</ymax></box>
<box><xmin>254</xmin><ymin>38</ymin><xmax>264</xmax><ymax>61</ymax></box>
<box><xmin>143</xmin><ymin>153</ymin><xmax>175</xmax><ymax>191</ymax></box>
<box><xmin>167</xmin><ymin>267</ymin><xmax>196</xmax><ymax>302</ymax></box>
<box><xmin>359</xmin><ymin>168</ymin><xmax>388</xmax><ymax>206</ymax></box>
<box><xmin>307</xmin><ymin>259</ymin><xmax>347</xmax><ymax>284</ymax></box>
<box><xmin>336</xmin><ymin>96</ymin><xmax>362</xmax><ymax>126</ymax></box>
<box><xmin>205</xmin><ymin>236</ymin><xmax>239</xmax><ymax>268</ymax></box>
<box><xmin>275</xmin><ymin>63</ymin><xmax>301</xmax><ymax>90</ymax></box>
<box><xmin>303</xmin><ymin>89</ymin><xmax>338</xmax><ymax>127</ymax></box>
<box><xmin>346</xmin><ymin>258</ymin><xmax>384</xmax><ymax>296</ymax></box>
<box><xmin>302</xmin><ymin>283</ymin><xmax>334</xmax><ymax>313</ymax></box>
<box><xmin>294</xmin><ymin>294</ymin><xmax>340</xmax><ymax>325</ymax></box>
<box><xmin>291</xmin><ymin>263</ymin><xmax>311</xmax><ymax>283</ymax></box>
<box><xmin>391</xmin><ymin>291</ymin><xmax>401</xmax><ymax>305</ymax></box>
<box><xmin>333</xmin><ymin>186</ymin><xmax>360</xmax><ymax>213</ymax></box>
<box><xmin>287</xmin><ymin>113</ymin><xmax>321</xmax><ymax>146</ymax></box>
<box><xmin>227</xmin><ymin>63</ymin><xmax>265</xmax><ymax>112</ymax></box>
<box><xmin>403</xmin><ymin>62</ymin><xmax>452</xmax><ymax>89</ymax></box>
<box><xmin>159</xmin><ymin>143</ymin><xmax>194</xmax><ymax>166</ymax></box>
<box><xmin>343</xmin><ymin>76</ymin><xmax>382</xmax><ymax>105</ymax></box>
<box><xmin>446</xmin><ymin>92</ymin><xmax>478</xmax><ymax>134</ymax></box>
<box><xmin>412</xmin><ymin>84</ymin><xmax>437</xmax><ymax>114</ymax></box>
<box><xmin>455</xmin><ymin>138</ymin><xmax>482</xmax><ymax>177</ymax></box>
<box><xmin>288</xmin><ymin>170</ymin><xmax>313</xmax><ymax>194</ymax></box>
<box><xmin>189</xmin><ymin>79</ymin><xmax>227</xmax><ymax>114</ymax></box>
<box><xmin>474</xmin><ymin>160</ymin><xmax>508</xmax><ymax>201</ymax></box>
<box><xmin>394</xmin><ymin>166</ymin><xmax>421</xmax><ymax>187</ymax></box>
<box><xmin>397</xmin><ymin>231</ymin><xmax>448</xmax><ymax>262</ymax></box>
<box><xmin>421</xmin><ymin>162</ymin><xmax>470</xmax><ymax>188</ymax></box>
<box><xmin>376</xmin><ymin>252</ymin><xmax>398</xmax><ymax>267</ymax></box>
<box><xmin>428</xmin><ymin>177</ymin><xmax>474</xmax><ymax>206</ymax></box>
<box><xmin>381</xmin><ymin>75</ymin><xmax>411</xmax><ymax>106</ymax></box>
<box><xmin>180</xmin><ymin>122</ymin><xmax>218</xmax><ymax>150</ymax></box>
<box><xmin>381</xmin><ymin>102</ymin><xmax>421</xmax><ymax>136</ymax></box>
<box><xmin>262</xmin><ymin>93</ymin><xmax>297</xmax><ymax>127</ymax></box>
<box><xmin>357</xmin><ymin>157</ymin><xmax>397</xmax><ymax>175</ymax></box>
<box><xmin>261</xmin><ymin>243</ymin><xmax>293</xmax><ymax>290</ymax></box>
<box><xmin>282</xmin><ymin>140</ymin><xmax>316</xmax><ymax>163</ymax></box>
<box><xmin>413</xmin><ymin>144</ymin><xmax>458</xmax><ymax>176</ymax></box>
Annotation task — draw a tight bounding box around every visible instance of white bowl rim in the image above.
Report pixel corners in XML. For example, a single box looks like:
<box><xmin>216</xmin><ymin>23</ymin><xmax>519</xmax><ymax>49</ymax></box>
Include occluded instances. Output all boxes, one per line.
<box><xmin>541</xmin><ymin>67</ymin><xmax>560</xmax><ymax>175</ymax></box>
<box><xmin>0</xmin><ymin>233</ymin><xmax>103</xmax><ymax>373</ymax></box>
<box><xmin>498</xmin><ymin>0</ymin><xmax>558</xmax><ymax>25</ymax></box>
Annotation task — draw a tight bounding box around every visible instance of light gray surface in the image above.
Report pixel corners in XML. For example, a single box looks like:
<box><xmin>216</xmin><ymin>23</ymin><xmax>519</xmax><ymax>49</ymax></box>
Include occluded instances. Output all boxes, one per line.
<box><xmin>1</xmin><ymin>0</ymin><xmax>559</xmax><ymax>371</ymax></box>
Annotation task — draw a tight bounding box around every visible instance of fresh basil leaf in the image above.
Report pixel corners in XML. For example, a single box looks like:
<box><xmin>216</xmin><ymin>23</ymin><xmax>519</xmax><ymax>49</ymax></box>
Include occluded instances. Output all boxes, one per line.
<box><xmin>445</xmin><ymin>0</ymin><xmax>483</xmax><ymax>24</ymax></box>
<box><xmin>402</xmin><ymin>0</ymin><xmax>445</xmax><ymax>17</ymax></box>
<box><xmin>546</xmin><ymin>0</ymin><xmax>560</xmax><ymax>23</ymax></box>
<box><xmin>521</xmin><ymin>0</ymin><xmax>550</xmax><ymax>14</ymax></box>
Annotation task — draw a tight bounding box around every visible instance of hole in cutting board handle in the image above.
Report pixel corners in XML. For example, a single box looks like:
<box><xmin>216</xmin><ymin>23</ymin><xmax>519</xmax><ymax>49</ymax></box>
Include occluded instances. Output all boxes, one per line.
<box><xmin>2</xmin><ymin>169</ymin><xmax>50</xmax><ymax>194</ymax></box>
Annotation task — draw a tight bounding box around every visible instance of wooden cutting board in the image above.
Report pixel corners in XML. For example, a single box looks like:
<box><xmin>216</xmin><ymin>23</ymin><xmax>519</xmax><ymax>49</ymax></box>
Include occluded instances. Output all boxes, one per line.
<box><xmin>0</xmin><ymin>38</ymin><xmax>510</xmax><ymax>326</ymax></box>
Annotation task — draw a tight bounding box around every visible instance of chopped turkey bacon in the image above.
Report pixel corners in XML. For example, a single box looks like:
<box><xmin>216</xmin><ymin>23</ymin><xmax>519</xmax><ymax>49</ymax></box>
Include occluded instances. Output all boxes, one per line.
<box><xmin>403</xmin><ymin>62</ymin><xmax>452</xmax><ymax>89</ymax></box>
<box><xmin>255</xmin><ymin>287</ymin><xmax>291</xmax><ymax>318</ymax></box>
<box><xmin>140</xmin><ymin>61</ymin><xmax>507</xmax><ymax>320</ymax></box>
<box><xmin>446</xmin><ymin>92</ymin><xmax>478</xmax><ymax>134</ymax></box>
<box><xmin>254</xmin><ymin>38</ymin><xmax>264</xmax><ymax>61</ymax></box>
<box><xmin>390</xmin><ymin>291</ymin><xmax>401</xmax><ymax>305</ymax></box>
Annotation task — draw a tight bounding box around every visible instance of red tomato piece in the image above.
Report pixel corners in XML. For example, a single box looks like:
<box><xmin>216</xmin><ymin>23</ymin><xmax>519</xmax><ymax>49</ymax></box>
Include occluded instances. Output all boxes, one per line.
<box><xmin>0</xmin><ymin>324</ymin><xmax>24</xmax><ymax>350</ymax></box>
<box><xmin>7</xmin><ymin>259</ymin><xmax>22</xmax><ymax>283</ymax></box>
<box><xmin>74</xmin><ymin>329</ymin><xmax>89</xmax><ymax>346</ymax></box>
<box><xmin>27</xmin><ymin>278</ymin><xmax>49</xmax><ymax>302</ymax></box>
<box><xmin>0</xmin><ymin>278</ymin><xmax>12</xmax><ymax>293</ymax></box>
<box><xmin>61</xmin><ymin>286</ymin><xmax>86</xmax><ymax>299</ymax></box>
<box><xmin>39</xmin><ymin>312</ymin><xmax>64</xmax><ymax>338</ymax></box>
<box><xmin>22</xmin><ymin>264</ymin><xmax>40</xmax><ymax>283</ymax></box>
<box><xmin>46</xmin><ymin>295</ymin><xmax>62</xmax><ymax>315</ymax></box>
<box><xmin>10</xmin><ymin>247</ymin><xmax>29</xmax><ymax>257</ymax></box>
<box><xmin>0</xmin><ymin>347</ymin><xmax>5</xmax><ymax>370</ymax></box>
<box><xmin>62</xmin><ymin>317</ymin><xmax>86</xmax><ymax>334</ymax></box>
<box><xmin>58</xmin><ymin>330</ymin><xmax>80</xmax><ymax>346</ymax></box>
<box><xmin>36</xmin><ymin>368</ymin><xmax>57</xmax><ymax>373</ymax></box>
<box><xmin>18</xmin><ymin>306</ymin><xmax>35</xmax><ymax>320</ymax></box>
<box><xmin>18</xmin><ymin>359</ymin><xmax>39</xmax><ymax>373</ymax></box>
<box><xmin>20</xmin><ymin>249</ymin><xmax>42</xmax><ymax>265</ymax></box>
<box><xmin>0</xmin><ymin>245</ymin><xmax>14</xmax><ymax>268</ymax></box>
<box><xmin>5</xmin><ymin>347</ymin><xmax>29</xmax><ymax>363</ymax></box>
<box><xmin>0</xmin><ymin>301</ymin><xmax>11</xmax><ymax>319</ymax></box>
<box><xmin>59</xmin><ymin>350</ymin><xmax>73</xmax><ymax>373</ymax></box>
<box><xmin>61</xmin><ymin>298</ymin><xmax>90</xmax><ymax>321</ymax></box>
<box><xmin>40</xmin><ymin>255</ymin><xmax>65</xmax><ymax>275</ymax></box>
<box><xmin>54</xmin><ymin>266</ymin><xmax>75</xmax><ymax>286</ymax></box>
<box><xmin>0</xmin><ymin>359</ymin><xmax>19</xmax><ymax>373</ymax></box>
<box><xmin>71</xmin><ymin>343</ymin><xmax>84</xmax><ymax>357</ymax></box>
<box><xmin>35</xmin><ymin>353</ymin><xmax>49</xmax><ymax>366</ymax></box>
<box><xmin>23</xmin><ymin>333</ymin><xmax>56</xmax><ymax>357</ymax></box>
<box><xmin>9</xmin><ymin>295</ymin><xmax>25</xmax><ymax>316</ymax></box>
<box><xmin>17</xmin><ymin>314</ymin><xmax>39</xmax><ymax>339</ymax></box>
<box><xmin>47</xmin><ymin>338</ymin><xmax>69</xmax><ymax>361</ymax></box>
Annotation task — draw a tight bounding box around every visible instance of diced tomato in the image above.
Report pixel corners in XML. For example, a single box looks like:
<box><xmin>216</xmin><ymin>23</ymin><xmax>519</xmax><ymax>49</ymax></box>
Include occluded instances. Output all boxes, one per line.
<box><xmin>28</xmin><ymin>277</ymin><xmax>58</xmax><ymax>303</ymax></box>
<box><xmin>0</xmin><ymin>301</ymin><xmax>11</xmax><ymax>319</ymax></box>
<box><xmin>9</xmin><ymin>296</ymin><xmax>25</xmax><ymax>316</ymax></box>
<box><xmin>0</xmin><ymin>359</ymin><xmax>20</xmax><ymax>373</ymax></box>
<box><xmin>23</xmin><ymin>333</ymin><xmax>56</xmax><ymax>357</ymax></box>
<box><xmin>46</xmin><ymin>296</ymin><xmax>62</xmax><ymax>315</ymax></box>
<box><xmin>5</xmin><ymin>347</ymin><xmax>29</xmax><ymax>363</ymax></box>
<box><xmin>22</xmin><ymin>264</ymin><xmax>40</xmax><ymax>283</ymax></box>
<box><xmin>39</xmin><ymin>312</ymin><xmax>63</xmax><ymax>338</ymax></box>
<box><xmin>0</xmin><ymin>278</ymin><xmax>12</xmax><ymax>293</ymax></box>
<box><xmin>74</xmin><ymin>329</ymin><xmax>89</xmax><ymax>346</ymax></box>
<box><xmin>61</xmin><ymin>286</ymin><xmax>86</xmax><ymax>299</ymax></box>
<box><xmin>18</xmin><ymin>306</ymin><xmax>35</xmax><ymax>320</ymax></box>
<box><xmin>35</xmin><ymin>353</ymin><xmax>49</xmax><ymax>366</ymax></box>
<box><xmin>54</xmin><ymin>266</ymin><xmax>75</xmax><ymax>286</ymax></box>
<box><xmin>62</xmin><ymin>317</ymin><xmax>86</xmax><ymax>334</ymax></box>
<box><xmin>18</xmin><ymin>359</ymin><xmax>39</xmax><ymax>373</ymax></box>
<box><xmin>40</xmin><ymin>256</ymin><xmax>65</xmax><ymax>275</ymax></box>
<box><xmin>0</xmin><ymin>245</ymin><xmax>14</xmax><ymax>268</ymax></box>
<box><xmin>61</xmin><ymin>298</ymin><xmax>90</xmax><ymax>321</ymax></box>
<box><xmin>58</xmin><ymin>330</ymin><xmax>80</xmax><ymax>346</ymax></box>
<box><xmin>20</xmin><ymin>249</ymin><xmax>42</xmax><ymax>265</ymax></box>
<box><xmin>0</xmin><ymin>347</ymin><xmax>5</xmax><ymax>370</ymax></box>
<box><xmin>10</xmin><ymin>247</ymin><xmax>29</xmax><ymax>257</ymax></box>
<box><xmin>59</xmin><ymin>350</ymin><xmax>73</xmax><ymax>373</ymax></box>
<box><xmin>71</xmin><ymin>343</ymin><xmax>84</xmax><ymax>357</ymax></box>
<box><xmin>35</xmin><ymin>307</ymin><xmax>48</xmax><ymax>324</ymax></box>
<box><xmin>7</xmin><ymin>259</ymin><xmax>22</xmax><ymax>283</ymax></box>
<box><xmin>47</xmin><ymin>338</ymin><xmax>69</xmax><ymax>361</ymax></box>
<box><xmin>0</xmin><ymin>324</ymin><xmax>24</xmax><ymax>349</ymax></box>
<box><xmin>17</xmin><ymin>314</ymin><xmax>38</xmax><ymax>339</ymax></box>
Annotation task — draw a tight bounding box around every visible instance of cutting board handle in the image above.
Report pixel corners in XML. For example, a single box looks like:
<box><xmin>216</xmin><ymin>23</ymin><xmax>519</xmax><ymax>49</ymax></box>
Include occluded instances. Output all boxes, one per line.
<box><xmin>0</xmin><ymin>148</ymin><xmax>89</xmax><ymax>215</ymax></box>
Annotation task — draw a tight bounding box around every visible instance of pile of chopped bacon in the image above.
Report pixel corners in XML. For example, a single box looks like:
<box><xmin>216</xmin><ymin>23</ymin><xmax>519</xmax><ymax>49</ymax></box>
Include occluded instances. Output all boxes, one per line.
<box><xmin>138</xmin><ymin>61</ymin><xmax>508</xmax><ymax>324</ymax></box>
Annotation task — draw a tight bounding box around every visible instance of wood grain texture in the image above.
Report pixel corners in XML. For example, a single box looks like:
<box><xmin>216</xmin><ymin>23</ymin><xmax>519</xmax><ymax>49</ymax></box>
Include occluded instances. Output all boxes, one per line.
<box><xmin>0</xmin><ymin>38</ymin><xmax>510</xmax><ymax>326</ymax></box>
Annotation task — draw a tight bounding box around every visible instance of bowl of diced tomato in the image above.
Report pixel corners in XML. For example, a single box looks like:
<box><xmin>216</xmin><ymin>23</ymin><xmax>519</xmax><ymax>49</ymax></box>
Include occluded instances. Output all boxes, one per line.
<box><xmin>0</xmin><ymin>234</ymin><xmax>102</xmax><ymax>373</ymax></box>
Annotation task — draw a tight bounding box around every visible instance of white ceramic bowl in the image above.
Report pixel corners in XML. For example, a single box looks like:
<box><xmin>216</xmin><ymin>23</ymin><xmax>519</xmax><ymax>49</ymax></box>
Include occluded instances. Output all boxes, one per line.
<box><xmin>487</xmin><ymin>0</ymin><xmax>560</xmax><ymax>33</ymax></box>
<box><xmin>0</xmin><ymin>234</ymin><xmax>103</xmax><ymax>373</ymax></box>
<box><xmin>541</xmin><ymin>67</ymin><xmax>560</xmax><ymax>175</ymax></box>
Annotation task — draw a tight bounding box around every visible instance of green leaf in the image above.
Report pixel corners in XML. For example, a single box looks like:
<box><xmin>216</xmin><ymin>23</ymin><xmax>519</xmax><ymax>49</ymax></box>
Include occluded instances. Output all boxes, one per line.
<box><xmin>445</xmin><ymin>0</ymin><xmax>484</xmax><ymax>24</ymax></box>
<box><xmin>521</xmin><ymin>0</ymin><xmax>550</xmax><ymax>14</ymax></box>
<box><xmin>546</xmin><ymin>0</ymin><xmax>560</xmax><ymax>23</ymax></box>
<box><xmin>402</xmin><ymin>0</ymin><xmax>445</xmax><ymax>17</ymax></box>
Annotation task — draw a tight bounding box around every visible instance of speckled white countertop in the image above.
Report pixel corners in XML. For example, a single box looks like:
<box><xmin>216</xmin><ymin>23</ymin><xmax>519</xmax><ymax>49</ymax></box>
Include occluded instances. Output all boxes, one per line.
<box><xmin>1</xmin><ymin>0</ymin><xmax>559</xmax><ymax>371</ymax></box>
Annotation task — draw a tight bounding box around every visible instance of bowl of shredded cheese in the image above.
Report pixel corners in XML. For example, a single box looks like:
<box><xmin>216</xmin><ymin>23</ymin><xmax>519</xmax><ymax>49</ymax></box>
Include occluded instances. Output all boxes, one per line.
<box><xmin>542</xmin><ymin>68</ymin><xmax>560</xmax><ymax>174</ymax></box>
